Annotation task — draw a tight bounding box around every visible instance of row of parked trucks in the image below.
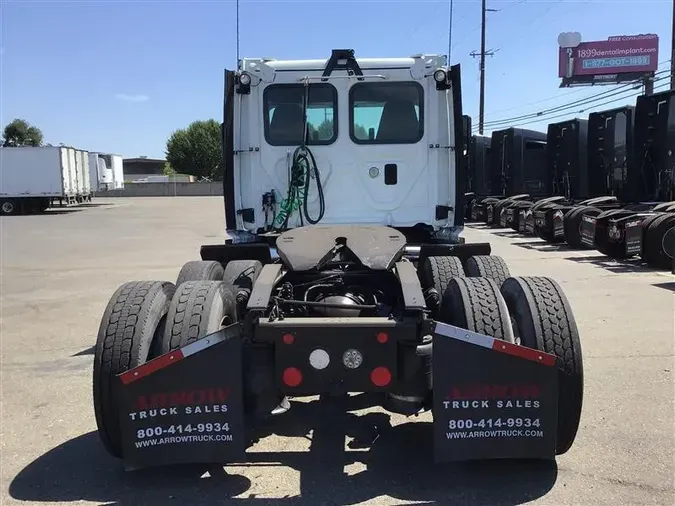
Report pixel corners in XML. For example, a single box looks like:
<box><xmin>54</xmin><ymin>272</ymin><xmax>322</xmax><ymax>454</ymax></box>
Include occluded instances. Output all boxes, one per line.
<box><xmin>463</xmin><ymin>88</ymin><xmax>675</xmax><ymax>273</ymax></box>
<box><xmin>0</xmin><ymin>146</ymin><xmax>124</xmax><ymax>215</ymax></box>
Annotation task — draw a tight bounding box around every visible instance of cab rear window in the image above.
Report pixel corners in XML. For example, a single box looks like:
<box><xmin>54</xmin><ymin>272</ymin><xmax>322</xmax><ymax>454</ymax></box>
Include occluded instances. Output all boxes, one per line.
<box><xmin>349</xmin><ymin>82</ymin><xmax>424</xmax><ymax>144</ymax></box>
<box><xmin>263</xmin><ymin>84</ymin><xmax>337</xmax><ymax>146</ymax></box>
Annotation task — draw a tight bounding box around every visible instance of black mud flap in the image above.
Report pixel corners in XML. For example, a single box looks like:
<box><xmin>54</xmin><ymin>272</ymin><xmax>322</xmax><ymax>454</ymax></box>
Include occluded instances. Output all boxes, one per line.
<box><xmin>472</xmin><ymin>203</ymin><xmax>487</xmax><ymax>222</ymax></box>
<box><xmin>534</xmin><ymin>210</ymin><xmax>546</xmax><ymax>231</ymax></box>
<box><xmin>624</xmin><ymin>218</ymin><xmax>643</xmax><ymax>256</ymax></box>
<box><xmin>580</xmin><ymin>215</ymin><xmax>596</xmax><ymax>248</ymax></box>
<box><xmin>524</xmin><ymin>211</ymin><xmax>535</xmax><ymax>234</ymax></box>
<box><xmin>115</xmin><ymin>324</ymin><xmax>246</xmax><ymax>470</ymax></box>
<box><xmin>431</xmin><ymin>321</ymin><xmax>558</xmax><ymax>462</ymax></box>
<box><xmin>518</xmin><ymin>210</ymin><xmax>528</xmax><ymax>233</ymax></box>
<box><xmin>552</xmin><ymin>210</ymin><xmax>565</xmax><ymax>239</ymax></box>
<box><xmin>499</xmin><ymin>208</ymin><xmax>508</xmax><ymax>227</ymax></box>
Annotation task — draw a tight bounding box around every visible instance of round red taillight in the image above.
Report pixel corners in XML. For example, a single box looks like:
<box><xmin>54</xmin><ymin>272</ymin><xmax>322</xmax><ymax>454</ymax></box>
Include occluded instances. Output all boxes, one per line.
<box><xmin>370</xmin><ymin>367</ymin><xmax>391</xmax><ymax>387</ymax></box>
<box><xmin>282</xmin><ymin>367</ymin><xmax>302</xmax><ymax>387</ymax></box>
<box><xmin>376</xmin><ymin>332</ymin><xmax>389</xmax><ymax>344</ymax></box>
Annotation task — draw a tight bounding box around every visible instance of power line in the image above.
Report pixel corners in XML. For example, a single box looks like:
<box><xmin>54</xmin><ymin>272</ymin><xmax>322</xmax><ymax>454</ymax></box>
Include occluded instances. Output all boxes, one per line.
<box><xmin>475</xmin><ymin>67</ymin><xmax>672</xmax><ymax>129</ymax></box>
<box><xmin>485</xmin><ymin>86</ymin><xmax>593</xmax><ymax>116</ymax></box>
<box><xmin>474</xmin><ymin>79</ymin><xmax>670</xmax><ymax>134</ymax></box>
<box><xmin>491</xmin><ymin>81</ymin><xmax>671</xmax><ymax>130</ymax></box>
<box><xmin>482</xmin><ymin>59</ymin><xmax>672</xmax><ymax>119</ymax></box>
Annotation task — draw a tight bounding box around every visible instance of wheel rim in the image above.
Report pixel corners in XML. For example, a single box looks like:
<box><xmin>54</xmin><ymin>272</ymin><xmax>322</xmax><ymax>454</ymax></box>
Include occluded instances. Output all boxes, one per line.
<box><xmin>1</xmin><ymin>201</ymin><xmax>14</xmax><ymax>213</ymax></box>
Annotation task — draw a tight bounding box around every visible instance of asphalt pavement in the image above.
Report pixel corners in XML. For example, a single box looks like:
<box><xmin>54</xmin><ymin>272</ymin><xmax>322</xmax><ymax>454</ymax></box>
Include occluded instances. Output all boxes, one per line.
<box><xmin>1</xmin><ymin>197</ymin><xmax>673</xmax><ymax>506</ymax></box>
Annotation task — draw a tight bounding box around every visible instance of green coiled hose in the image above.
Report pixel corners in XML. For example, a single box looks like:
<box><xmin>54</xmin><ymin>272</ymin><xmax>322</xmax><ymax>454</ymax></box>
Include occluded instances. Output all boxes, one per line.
<box><xmin>273</xmin><ymin>143</ymin><xmax>325</xmax><ymax>229</ymax></box>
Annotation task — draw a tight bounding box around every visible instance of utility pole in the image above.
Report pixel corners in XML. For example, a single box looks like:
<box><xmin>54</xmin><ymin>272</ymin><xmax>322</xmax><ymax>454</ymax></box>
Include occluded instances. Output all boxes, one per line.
<box><xmin>671</xmin><ymin>0</ymin><xmax>675</xmax><ymax>90</ymax></box>
<box><xmin>644</xmin><ymin>75</ymin><xmax>654</xmax><ymax>96</ymax></box>
<box><xmin>471</xmin><ymin>0</ymin><xmax>497</xmax><ymax>135</ymax></box>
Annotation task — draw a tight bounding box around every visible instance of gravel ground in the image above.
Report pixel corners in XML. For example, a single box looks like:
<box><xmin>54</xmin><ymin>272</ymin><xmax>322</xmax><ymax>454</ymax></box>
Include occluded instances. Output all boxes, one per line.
<box><xmin>1</xmin><ymin>197</ymin><xmax>673</xmax><ymax>506</ymax></box>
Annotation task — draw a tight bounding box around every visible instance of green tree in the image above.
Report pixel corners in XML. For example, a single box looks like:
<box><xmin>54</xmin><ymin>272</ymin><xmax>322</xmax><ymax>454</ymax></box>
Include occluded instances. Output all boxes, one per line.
<box><xmin>163</xmin><ymin>162</ymin><xmax>177</xmax><ymax>176</ymax></box>
<box><xmin>354</xmin><ymin>124</ymin><xmax>369</xmax><ymax>140</ymax></box>
<box><xmin>165</xmin><ymin>119</ymin><xmax>222</xmax><ymax>180</ymax></box>
<box><xmin>2</xmin><ymin>119</ymin><xmax>44</xmax><ymax>147</ymax></box>
<box><xmin>315</xmin><ymin>119</ymin><xmax>333</xmax><ymax>140</ymax></box>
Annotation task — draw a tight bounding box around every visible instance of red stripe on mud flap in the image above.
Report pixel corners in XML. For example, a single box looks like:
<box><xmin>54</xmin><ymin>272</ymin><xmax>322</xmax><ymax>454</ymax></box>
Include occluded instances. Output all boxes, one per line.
<box><xmin>119</xmin><ymin>350</ymin><xmax>185</xmax><ymax>385</ymax></box>
<box><xmin>490</xmin><ymin>340</ymin><xmax>557</xmax><ymax>367</ymax></box>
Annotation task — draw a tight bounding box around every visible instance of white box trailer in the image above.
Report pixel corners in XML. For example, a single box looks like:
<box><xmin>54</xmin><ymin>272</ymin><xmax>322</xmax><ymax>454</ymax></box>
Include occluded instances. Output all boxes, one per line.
<box><xmin>0</xmin><ymin>146</ymin><xmax>79</xmax><ymax>215</ymax></box>
<box><xmin>65</xmin><ymin>148</ymin><xmax>78</xmax><ymax>198</ymax></box>
<box><xmin>74</xmin><ymin>149</ymin><xmax>92</xmax><ymax>202</ymax></box>
<box><xmin>109</xmin><ymin>154</ymin><xmax>124</xmax><ymax>189</ymax></box>
<box><xmin>88</xmin><ymin>152</ymin><xmax>114</xmax><ymax>191</ymax></box>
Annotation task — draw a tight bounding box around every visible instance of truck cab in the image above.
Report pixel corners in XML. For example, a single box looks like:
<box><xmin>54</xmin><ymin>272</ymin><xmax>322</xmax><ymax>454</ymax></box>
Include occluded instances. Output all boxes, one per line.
<box><xmin>222</xmin><ymin>49</ymin><xmax>466</xmax><ymax>246</ymax></box>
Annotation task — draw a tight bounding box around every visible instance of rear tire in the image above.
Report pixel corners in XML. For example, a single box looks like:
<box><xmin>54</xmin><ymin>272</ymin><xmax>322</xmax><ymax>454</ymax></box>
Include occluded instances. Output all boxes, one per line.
<box><xmin>162</xmin><ymin>280</ymin><xmax>284</xmax><ymax>418</ymax></box>
<box><xmin>637</xmin><ymin>213</ymin><xmax>667</xmax><ymax>263</ymax></box>
<box><xmin>437</xmin><ymin>277</ymin><xmax>515</xmax><ymax>343</ymax></box>
<box><xmin>643</xmin><ymin>213</ymin><xmax>675</xmax><ymax>269</ymax></box>
<box><xmin>93</xmin><ymin>280</ymin><xmax>176</xmax><ymax>458</ymax></box>
<box><xmin>161</xmin><ymin>280</ymin><xmax>237</xmax><ymax>352</ymax></box>
<box><xmin>223</xmin><ymin>259</ymin><xmax>263</xmax><ymax>291</ymax></box>
<box><xmin>500</xmin><ymin>276</ymin><xmax>583</xmax><ymax>455</ymax></box>
<box><xmin>490</xmin><ymin>199</ymin><xmax>511</xmax><ymax>228</ymax></box>
<box><xmin>175</xmin><ymin>260</ymin><xmax>224</xmax><ymax>287</ymax></box>
<box><xmin>419</xmin><ymin>255</ymin><xmax>465</xmax><ymax>294</ymax></box>
<box><xmin>464</xmin><ymin>255</ymin><xmax>511</xmax><ymax>287</ymax></box>
<box><xmin>223</xmin><ymin>259</ymin><xmax>264</xmax><ymax>317</ymax></box>
<box><xmin>1</xmin><ymin>199</ymin><xmax>17</xmax><ymax>215</ymax></box>
<box><xmin>563</xmin><ymin>206</ymin><xmax>601</xmax><ymax>249</ymax></box>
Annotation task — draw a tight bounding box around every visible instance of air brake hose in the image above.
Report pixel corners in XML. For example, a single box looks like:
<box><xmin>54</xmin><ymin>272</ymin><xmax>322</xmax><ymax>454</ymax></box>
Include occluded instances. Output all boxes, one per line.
<box><xmin>300</xmin><ymin>145</ymin><xmax>325</xmax><ymax>224</ymax></box>
<box><xmin>273</xmin><ymin>145</ymin><xmax>325</xmax><ymax>229</ymax></box>
<box><xmin>272</xmin><ymin>81</ymin><xmax>326</xmax><ymax>229</ymax></box>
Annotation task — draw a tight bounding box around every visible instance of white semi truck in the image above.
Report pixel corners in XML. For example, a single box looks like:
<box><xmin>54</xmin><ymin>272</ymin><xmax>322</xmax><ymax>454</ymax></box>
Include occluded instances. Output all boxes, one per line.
<box><xmin>0</xmin><ymin>146</ymin><xmax>82</xmax><ymax>214</ymax></box>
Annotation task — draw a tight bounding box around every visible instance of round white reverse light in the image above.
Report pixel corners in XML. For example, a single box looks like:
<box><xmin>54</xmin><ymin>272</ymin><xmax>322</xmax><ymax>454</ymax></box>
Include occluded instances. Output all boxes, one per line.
<box><xmin>342</xmin><ymin>349</ymin><xmax>363</xmax><ymax>370</ymax></box>
<box><xmin>309</xmin><ymin>349</ymin><xmax>330</xmax><ymax>370</ymax></box>
<box><xmin>239</xmin><ymin>72</ymin><xmax>251</xmax><ymax>85</ymax></box>
<box><xmin>433</xmin><ymin>69</ymin><xmax>447</xmax><ymax>83</ymax></box>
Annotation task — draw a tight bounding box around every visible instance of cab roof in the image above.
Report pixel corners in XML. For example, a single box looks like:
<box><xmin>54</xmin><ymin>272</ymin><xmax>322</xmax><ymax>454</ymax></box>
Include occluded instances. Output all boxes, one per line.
<box><xmin>241</xmin><ymin>54</ymin><xmax>447</xmax><ymax>72</ymax></box>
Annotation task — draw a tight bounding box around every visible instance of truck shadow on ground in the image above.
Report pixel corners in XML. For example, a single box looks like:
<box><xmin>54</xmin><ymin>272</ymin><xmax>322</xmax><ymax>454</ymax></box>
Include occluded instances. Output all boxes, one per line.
<box><xmin>71</xmin><ymin>345</ymin><xmax>95</xmax><ymax>357</ymax></box>
<box><xmin>562</xmin><ymin>254</ymin><xmax>667</xmax><ymax>274</ymax></box>
<box><xmin>653</xmin><ymin>281</ymin><xmax>675</xmax><ymax>291</ymax></box>
<box><xmin>488</xmin><ymin>230</ymin><xmax>523</xmax><ymax>238</ymax></box>
<box><xmin>0</xmin><ymin>208</ymin><xmax>84</xmax><ymax>217</ymax></box>
<box><xmin>9</xmin><ymin>395</ymin><xmax>557</xmax><ymax>506</ymax></box>
<box><xmin>510</xmin><ymin>241</ymin><xmax>574</xmax><ymax>253</ymax></box>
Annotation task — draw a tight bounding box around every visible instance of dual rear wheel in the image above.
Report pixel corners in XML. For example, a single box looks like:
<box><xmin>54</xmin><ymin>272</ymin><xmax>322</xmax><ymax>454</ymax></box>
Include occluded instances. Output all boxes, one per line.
<box><xmin>420</xmin><ymin>254</ymin><xmax>583</xmax><ymax>456</ymax></box>
<box><xmin>94</xmin><ymin>257</ymin><xmax>583</xmax><ymax>459</ymax></box>
<box><xmin>93</xmin><ymin>260</ymin><xmax>273</xmax><ymax>458</ymax></box>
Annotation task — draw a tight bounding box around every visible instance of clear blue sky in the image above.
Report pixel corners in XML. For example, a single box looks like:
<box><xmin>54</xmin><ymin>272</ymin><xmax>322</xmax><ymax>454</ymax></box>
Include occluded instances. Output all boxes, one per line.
<box><xmin>1</xmin><ymin>0</ymin><xmax>672</xmax><ymax>159</ymax></box>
